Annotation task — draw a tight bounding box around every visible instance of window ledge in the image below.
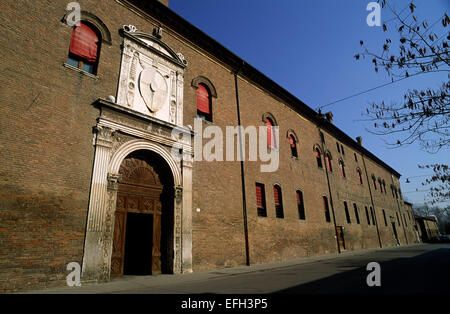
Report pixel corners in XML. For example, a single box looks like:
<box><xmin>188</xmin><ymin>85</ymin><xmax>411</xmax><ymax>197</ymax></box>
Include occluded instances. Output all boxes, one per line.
<box><xmin>63</xmin><ymin>63</ymin><xmax>100</xmax><ymax>80</ymax></box>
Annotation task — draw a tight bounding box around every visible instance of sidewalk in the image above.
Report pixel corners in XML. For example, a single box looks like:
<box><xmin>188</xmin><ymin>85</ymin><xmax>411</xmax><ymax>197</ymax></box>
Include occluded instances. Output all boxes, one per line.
<box><xmin>22</xmin><ymin>243</ymin><xmax>426</xmax><ymax>294</ymax></box>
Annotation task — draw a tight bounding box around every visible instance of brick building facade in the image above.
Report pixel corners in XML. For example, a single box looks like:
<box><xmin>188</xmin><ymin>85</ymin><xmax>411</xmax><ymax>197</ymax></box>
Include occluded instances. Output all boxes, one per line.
<box><xmin>0</xmin><ymin>0</ymin><xmax>418</xmax><ymax>292</ymax></box>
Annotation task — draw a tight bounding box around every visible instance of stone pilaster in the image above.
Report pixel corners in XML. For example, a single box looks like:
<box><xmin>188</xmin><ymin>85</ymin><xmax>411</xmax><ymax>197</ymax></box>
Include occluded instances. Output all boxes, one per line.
<box><xmin>81</xmin><ymin>126</ymin><xmax>115</xmax><ymax>282</ymax></box>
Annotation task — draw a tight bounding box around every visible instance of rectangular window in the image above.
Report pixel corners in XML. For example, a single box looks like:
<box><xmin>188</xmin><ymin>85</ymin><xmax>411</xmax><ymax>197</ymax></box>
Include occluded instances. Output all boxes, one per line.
<box><xmin>354</xmin><ymin>153</ymin><xmax>358</xmax><ymax>163</ymax></box>
<box><xmin>255</xmin><ymin>183</ymin><xmax>267</xmax><ymax>217</ymax></box>
<box><xmin>365</xmin><ymin>206</ymin><xmax>371</xmax><ymax>225</ymax></box>
<box><xmin>336</xmin><ymin>142</ymin><xmax>340</xmax><ymax>153</ymax></box>
<box><xmin>323</xmin><ymin>196</ymin><xmax>331</xmax><ymax>222</ymax></box>
<box><xmin>297</xmin><ymin>191</ymin><xmax>306</xmax><ymax>220</ymax></box>
<box><xmin>344</xmin><ymin>201</ymin><xmax>351</xmax><ymax>223</ymax></box>
<box><xmin>383</xmin><ymin>209</ymin><xmax>387</xmax><ymax>226</ymax></box>
<box><xmin>274</xmin><ymin>186</ymin><xmax>284</xmax><ymax>218</ymax></box>
<box><xmin>341</xmin><ymin>144</ymin><xmax>345</xmax><ymax>155</ymax></box>
<box><xmin>353</xmin><ymin>203</ymin><xmax>360</xmax><ymax>224</ymax></box>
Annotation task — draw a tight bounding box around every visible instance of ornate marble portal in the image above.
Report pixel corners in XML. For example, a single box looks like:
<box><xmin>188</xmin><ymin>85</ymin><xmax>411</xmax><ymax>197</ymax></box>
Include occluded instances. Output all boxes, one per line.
<box><xmin>81</xmin><ymin>26</ymin><xmax>193</xmax><ymax>282</ymax></box>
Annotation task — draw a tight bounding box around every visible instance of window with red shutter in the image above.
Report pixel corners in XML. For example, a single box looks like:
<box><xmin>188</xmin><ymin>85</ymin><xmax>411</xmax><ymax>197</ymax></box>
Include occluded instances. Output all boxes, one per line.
<box><xmin>340</xmin><ymin>161</ymin><xmax>346</xmax><ymax>178</ymax></box>
<box><xmin>358</xmin><ymin>170</ymin><xmax>363</xmax><ymax>185</ymax></box>
<box><xmin>274</xmin><ymin>185</ymin><xmax>283</xmax><ymax>218</ymax></box>
<box><xmin>315</xmin><ymin>148</ymin><xmax>322</xmax><ymax>168</ymax></box>
<box><xmin>266</xmin><ymin>118</ymin><xmax>274</xmax><ymax>148</ymax></box>
<box><xmin>289</xmin><ymin>135</ymin><xmax>298</xmax><ymax>158</ymax></box>
<box><xmin>255</xmin><ymin>183</ymin><xmax>267</xmax><ymax>217</ymax></box>
<box><xmin>67</xmin><ymin>22</ymin><xmax>100</xmax><ymax>74</ymax></box>
<box><xmin>326</xmin><ymin>154</ymin><xmax>332</xmax><ymax>172</ymax></box>
<box><xmin>196</xmin><ymin>84</ymin><xmax>212</xmax><ymax>121</ymax></box>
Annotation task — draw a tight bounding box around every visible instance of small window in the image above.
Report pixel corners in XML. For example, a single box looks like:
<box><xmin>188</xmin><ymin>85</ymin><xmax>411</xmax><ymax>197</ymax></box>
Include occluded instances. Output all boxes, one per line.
<box><xmin>265</xmin><ymin>118</ymin><xmax>275</xmax><ymax>148</ymax></box>
<box><xmin>255</xmin><ymin>183</ymin><xmax>267</xmax><ymax>217</ymax></box>
<box><xmin>344</xmin><ymin>201</ymin><xmax>351</xmax><ymax>223</ymax></box>
<box><xmin>370</xmin><ymin>207</ymin><xmax>376</xmax><ymax>225</ymax></box>
<box><xmin>296</xmin><ymin>190</ymin><xmax>306</xmax><ymax>220</ymax></box>
<box><xmin>382</xmin><ymin>209</ymin><xmax>388</xmax><ymax>226</ymax></box>
<box><xmin>323</xmin><ymin>196</ymin><xmax>331</xmax><ymax>222</ymax></box>
<box><xmin>326</xmin><ymin>153</ymin><xmax>332</xmax><ymax>172</ymax></box>
<box><xmin>341</xmin><ymin>144</ymin><xmax>345</xmax><ymax>155</ymax></box>
<box><xmin>336</xmin><ymin>142</ymin><xmax>340</xmax><ymax>153</ymax></box>
<box><xmin>372</xmin><ymin>175</ymin><xmax>377</xmax><ymax>190</ymax></box>
<box><xmin>68</xmin><ymin>22</ymin><xmax>101</xmax><ymax>74</ymax></box>
<box><xmin>315</xmin><ymin>147</ymin><xmax>323</xmax><ymax>168</ymax></box>
<box><xmin>396</xmin><ymin>212</ymin><xmax>401</xmax><ymax>226</ymax></box>
<box><xmin>274</xmin><ymin>185</ymin><xmax>284</xmax><ymax>218</ymax></box>
<box><xmin>357</xmin><ymin>169</ymin><xmax>363</xmax><ymax>185</ymax></box>
<box><xmin>339</xmin><ymin>160</ymin><xmax>346</xmax><ymax>178</ymax></box>
<box><xmin>365</xmin><ymin>206</ymin><xmax>371</xmax><ymax>225</ymax></box>
<box><xmin>196</xmin><ymin>83</ymin><xmax>212</xmax><ymax>121</ymax></box>
<box><xmin>289</xmin><ymin>134</ymin><xmax>298</xmax><ymax>158</ymax></box>
<box><xmin>353</xmin><ymin>203</ymin><xmax>360</xmax><ymax>224</ymax></box>
<box><xmin>354</xmin><ymin>153</ymin><xmax>358</xmax><ymax>163</ymax></box>
<box><xmin>378</xmin><ymin>178</ymin><xmax>383</xmax><ymax>193</ymax></box>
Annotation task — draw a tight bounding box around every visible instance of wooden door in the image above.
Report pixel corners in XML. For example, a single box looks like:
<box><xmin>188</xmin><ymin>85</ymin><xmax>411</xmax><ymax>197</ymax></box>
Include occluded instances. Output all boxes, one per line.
<box><xmin>110</xmin><ymin>156</ymin><xmax>164</xmax><ymax>277</ymax></box>
<box><xmin>336</xmin><ymin>226</ymin><xmax>345</xmax><ymax>251</ymax></box>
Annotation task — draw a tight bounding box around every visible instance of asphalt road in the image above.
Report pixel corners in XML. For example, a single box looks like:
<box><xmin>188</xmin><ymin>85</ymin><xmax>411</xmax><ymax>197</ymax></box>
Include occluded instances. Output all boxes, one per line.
<box><xmin>25</xmin><ymin>243</ymin><xmax>450</xmax><ymax>294</ymax></box>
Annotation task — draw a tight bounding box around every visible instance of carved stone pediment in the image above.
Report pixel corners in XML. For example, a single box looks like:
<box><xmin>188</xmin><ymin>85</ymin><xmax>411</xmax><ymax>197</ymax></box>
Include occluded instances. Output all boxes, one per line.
<box><xmin>116</xmin><ymin>26</ymin><xmax>186</xmax><ymax>126</ymax></box>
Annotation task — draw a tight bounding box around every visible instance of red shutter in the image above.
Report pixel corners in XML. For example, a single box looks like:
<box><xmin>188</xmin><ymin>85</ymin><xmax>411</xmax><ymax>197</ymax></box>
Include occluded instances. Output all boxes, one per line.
<box><xmin>265</xmin><ymin>118</ymin><xmax>273</xmax><ymax>147</ymax></box>
<box><xmin>326</xmin><ymin>155</ymin><xmax>331</xmax><ymax>171</ymax></box>
<box><xmin>296</xmin><ymin>191</ymin><xmax>301</xmax><ymax>204</ymax></box>
<box><xmin>315</xmin><ymin>148</ymin><xmax>320</xmax><ymax>158</ymax></box>
<box><xmin>196</xmin><ymin>84</ymin><xmax>210</xmax><ymax>114</ymax></box>
<box><xmin>340</xmin><ymin>163</ymin><xmax>345</xmax><ymax>177</ymax></box>
<box><xmin>289</xmin><ymin>135</ymin><xmax>295</xmax><ymax>148</ymax></box>
<box><xmin>69</xmin><ymin>23</ymin><xmax>99</xmax><ymax>62</ymax></box>
<box><xmin>256</xmin><ymin>185</ymin><xmax>263</xmax><ymax>208</ymax></box>
<box><xmin>273</xmin><ymin>186</ymin><xmax>280</xmax><ymax>205</ymax></box>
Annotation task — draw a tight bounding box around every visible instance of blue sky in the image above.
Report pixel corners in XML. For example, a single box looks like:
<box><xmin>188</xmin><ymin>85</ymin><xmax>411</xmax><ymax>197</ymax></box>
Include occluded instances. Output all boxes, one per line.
<box><xmin>170</xmin><ymin>0</ymin><xmax>449</xmax><ymax>207</ymax></box>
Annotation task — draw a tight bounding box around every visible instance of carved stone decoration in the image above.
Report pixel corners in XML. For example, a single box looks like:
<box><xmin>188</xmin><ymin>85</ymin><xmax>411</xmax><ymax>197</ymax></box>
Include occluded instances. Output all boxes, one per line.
<box><xmin>139</xmin><ymin>68</ymin><xmax>168</xmax><ymax>112</ymax></box>
<box><xmin>170</xmin><ymin>101</ymin><xmax>176</xmax><ymax>124</ymax></box>
<box><xmin>175</xmin><ymin>186</ymin><xmax>183</xmax><ymax>204</ymax></box>
<box><xmin>177</xmin><ymin>52</ymin><xmax>187</xmax><ymax>66</ymax></box>
<box><xmin>118</xmin><ymin>157</ymin><xmax>161</xmax><ymax>186</ymax></box>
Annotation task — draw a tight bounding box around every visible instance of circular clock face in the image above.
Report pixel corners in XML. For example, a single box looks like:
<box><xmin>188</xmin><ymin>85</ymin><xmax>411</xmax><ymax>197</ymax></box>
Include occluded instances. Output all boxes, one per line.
<box><xmin>139</xmin><ymin>68</ymin><xmax>168</xmax><ymax>112</ymax></box>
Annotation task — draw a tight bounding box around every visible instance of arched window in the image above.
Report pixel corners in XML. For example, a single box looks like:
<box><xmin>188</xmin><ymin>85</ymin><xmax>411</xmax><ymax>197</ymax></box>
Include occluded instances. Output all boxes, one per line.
<box><xmin>196</xmin><ymin>83</ymin><xmax>212</xmax><ymax>121</ymax></box>
<box><xmin>265</xmin><ymin>117</ymin><xmax>275</xmax><ymax>148</ymax></box>
<box><xmin>255</xmin><ymin>183</ymin><xmax>267</xmax><ymax>217</ymax></box>
<box><xmin>289</xmin><ymin>134</ymin><xmax>298</xmax><ymax>158</ymax></box>
<box><xmin>296</xmin><ymin>190</ymin><xmax>305</xmax><ymax>220</ymax></box>
<box><xmin>67</xmin><ymin>22</ymin><xmax>101</xmax><ymax>74</ymax></box>
<box><xmin>325</xmin><ymin>153</ymin><xmax>332</xmax><ymax>172</ymax></box>
<box><xmin>382</xmin><ymin>180</ymin><xmax>387</xmax><ymax>194</ymax></box>
<box><xmin>315</xmin><ymin>147</ymin><xmax>323</xmax><ymax>168</ymax></box>
<box><xmin>372</xmin><ymin>175</ymin><xmax>377</xmax><ymax>190</ymax></box>
<box><xmin>273</xmin><ymin>185</ymin><xmax>284</xmax><ymax>218</ymax></box>
<box><xmin>378</xmin><ymin>178</ymin><xmax>383</xmax><ymax>193</ymax></box>
<box><xmin>357</xmin><ymin>169</ymin><xmax>363</xmax><ymax>185</ymax></box>
<box><xmin>339</xmin><ymin>160</ymin><xmax>346</xmax><ymax>178</ymax></box>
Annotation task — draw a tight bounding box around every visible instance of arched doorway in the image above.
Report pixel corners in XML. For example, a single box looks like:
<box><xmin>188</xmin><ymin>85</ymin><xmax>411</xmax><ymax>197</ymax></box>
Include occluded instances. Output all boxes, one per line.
<box><xmin>110</xmin><ymin>150</ymin><xmax>174</xmax><ymax>276</ymax></box>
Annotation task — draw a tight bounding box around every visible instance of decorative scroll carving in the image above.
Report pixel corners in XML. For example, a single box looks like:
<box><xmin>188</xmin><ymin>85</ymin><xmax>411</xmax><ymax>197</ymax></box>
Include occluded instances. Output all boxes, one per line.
<box><xmin>95</xmin><ymin>126</ymin><xmax>115</xmax><ymax>148</ymax></box>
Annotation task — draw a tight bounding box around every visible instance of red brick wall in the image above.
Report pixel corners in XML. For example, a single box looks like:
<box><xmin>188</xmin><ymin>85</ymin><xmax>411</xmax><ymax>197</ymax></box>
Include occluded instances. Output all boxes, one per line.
<box><xmin>0</xmin><ymin>0</ymin><xmax>417</xmax><ymax>292</ymax></box>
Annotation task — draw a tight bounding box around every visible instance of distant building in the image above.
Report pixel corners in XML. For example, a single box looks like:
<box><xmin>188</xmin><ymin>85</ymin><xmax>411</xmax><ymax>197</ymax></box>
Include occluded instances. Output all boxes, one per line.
<box><xmin>415</xmin><ymin>215</ymin><xmax>440</xmax><ymax>242</ymax></box>
<box><xmin>0</xmin><ymin>0</ymin><xmax>418</xmax><ymax>292</ymax></box>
